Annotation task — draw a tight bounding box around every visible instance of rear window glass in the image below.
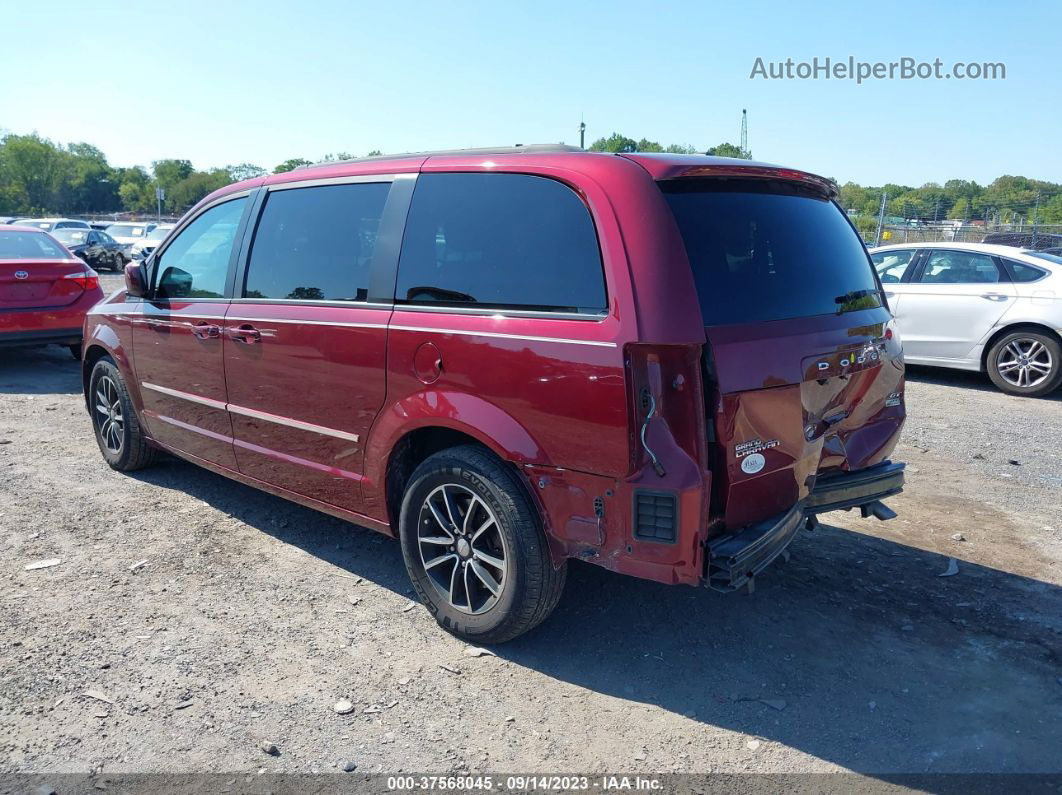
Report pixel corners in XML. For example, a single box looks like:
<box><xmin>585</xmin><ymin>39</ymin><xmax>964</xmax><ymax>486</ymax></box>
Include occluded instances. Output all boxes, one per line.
<box><xmin>396</xmin><ymin>173</ymin><xmax>607</xmax><ymax>313</ymax></box>
<box><xmin>53</xmin><ymin>229</ymin><xmax>90</xmax><ymax>246</ymax></box>
<box><xmin>244</xmin><ymin>183</ymin><xmax>390</xmax><ymax>302</ymax></box>
<box><xmin>0</xmin><ymin>231</ymin><xmax>68</xmax><ymax>259</ymax></box>
<box><xmin>662</xmin><ymin>179</ymin><xmax>882</xmax><ymax>325</ymax></box>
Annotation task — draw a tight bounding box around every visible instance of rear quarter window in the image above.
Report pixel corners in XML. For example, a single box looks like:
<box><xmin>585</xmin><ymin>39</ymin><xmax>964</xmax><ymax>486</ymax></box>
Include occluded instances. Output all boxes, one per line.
<box><xmin>1003</xmin><ymin>259</ymin><xmax>1048</xmax><ymax>282</ymax></box>
<box><xmin>396</xmin><ymin>173</ymin><xmax>607</xmax><ymax>313</ymax></box>
<box><xmin>663</xmin><ymin>179</ymin><xmax>882</xmax><ymax>325</ymax></box>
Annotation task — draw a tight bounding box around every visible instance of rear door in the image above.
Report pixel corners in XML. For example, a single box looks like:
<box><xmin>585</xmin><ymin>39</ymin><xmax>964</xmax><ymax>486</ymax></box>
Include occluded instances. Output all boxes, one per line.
<box><xmin>133</xmin><ymin>194</ymin><xmax>251</xmax><ymax>469</ymax></box>
<box><xmin>661</xmin><ymin>178</ymin><xmax>905</xmax><ymax>528</ymax></box>
<box><xmin>894</xmin><ymin>248</ymin><xmax>1016</xmax><ymax>360</ymax></box>
<box><xmin>222</xmin><ymin>176</ymin><xmax>399</xmax><ymax>512</ymax></box>
<box><xmin>0</xmin><ymin>230</ymin><xmax>87</xmax><ymax>310</ymax></box>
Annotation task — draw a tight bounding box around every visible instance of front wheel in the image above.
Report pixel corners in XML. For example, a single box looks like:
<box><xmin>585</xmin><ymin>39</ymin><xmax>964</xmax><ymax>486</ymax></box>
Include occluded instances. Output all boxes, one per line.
<box><xmin>89</xmin><ymin>357</ymin><xmax>158</xmax><ymax>470</ymax></box>
<box><xmin>398</xmin><ymin>445</ymin><xmax>566</xmax><ymax>643</ymax></box>
<box><xmin>987</xmin><ymin>331</ymin><xmax>1062</xmax><ymax>397</ymax></box>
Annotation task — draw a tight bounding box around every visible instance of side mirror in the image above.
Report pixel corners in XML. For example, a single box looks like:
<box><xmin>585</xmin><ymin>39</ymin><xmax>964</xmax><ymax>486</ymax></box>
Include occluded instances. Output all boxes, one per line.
<box><xmin>124</xmin><ymin>262</ymin><xmax>148</xmax><ymax>298</ymax></box>
<box><xmin>157</xmin><ymin>266</ymin><xmax>193</xmax><ymax>299</ymax></box>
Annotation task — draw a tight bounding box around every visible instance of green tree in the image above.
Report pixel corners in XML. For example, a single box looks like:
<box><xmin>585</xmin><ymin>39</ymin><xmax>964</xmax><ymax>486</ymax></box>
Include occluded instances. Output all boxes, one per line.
<box><xmin>117</xmin><ymin>166</ymin><xmax>155</xmax><ymax>214</ymax></box>
<box><xmin>366</xmin><ymin>149</ymin><xmax>382</xmax><ymax>157</ymax></box>
<box><xmin>227</xmin><ymin>163</ymin><xmax>266</xmax><ymax>182</ymax></box>
<box><xmin>65</xmin><ymin>142</ymin><xmax>119</xmax><ymax>213</ymax></box>
<box><xmin>273</xmin><ymin>158</ymin><xmax>312</xmax><ymax>173</ymax></box>
<box><xmin>0</xmin><ymin>133</ymin><xmax>67</xmax><ymax>214</ymax></box>
<box><xmin>705</xmin><ymin>142</ymin><xmax>752</xmax><ymax>159</ymax></box>
<box><xmin>589</xmin><ymin>133</ymin><xmax>638</xmax><ymax>153</ymax></box>
<box><xmin>947</xmin><ymin>197</ymin><xmax>970</xmax><ymax>220</ymax></box>
<box><xmin>168</xmin><ymin>168</ymin><xmax>233</xmax><ymax>212</ymax></box>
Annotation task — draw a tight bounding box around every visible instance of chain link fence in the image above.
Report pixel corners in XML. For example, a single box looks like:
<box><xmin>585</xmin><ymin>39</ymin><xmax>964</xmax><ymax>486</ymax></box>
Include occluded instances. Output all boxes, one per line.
<box><xmin>875</xmin><ymin>221</ymin><xmax>1062</xmax><ymax>248</ymax></box>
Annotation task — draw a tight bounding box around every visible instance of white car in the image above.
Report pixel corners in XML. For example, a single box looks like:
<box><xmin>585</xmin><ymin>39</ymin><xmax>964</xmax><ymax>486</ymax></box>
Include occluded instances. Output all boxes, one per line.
<box><xmin>129</xmin><ymin>223</ymin><xmax>175</xmax><ymax>260</ymax></box>
<box><xmin>12</xmin><ymin>217</ymin><xmax>91</xmax><ymax>232</ymax></box>
<box><xmin>104</xmin><ymin>222</ymin><xmax>156</xmax><ymax>248</ymax></box>
<box><xmin>869</xmin><ymin>242</ymin><xmax>1062</xmax><ymax>396</ymax></box>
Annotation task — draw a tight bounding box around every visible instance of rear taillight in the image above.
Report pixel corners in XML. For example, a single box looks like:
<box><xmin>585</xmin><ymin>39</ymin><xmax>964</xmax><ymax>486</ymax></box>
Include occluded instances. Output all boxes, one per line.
<box><xmin>63</xmin><ymin>270</ymin><xmax>99</xmax><ymax>290</ymax></box>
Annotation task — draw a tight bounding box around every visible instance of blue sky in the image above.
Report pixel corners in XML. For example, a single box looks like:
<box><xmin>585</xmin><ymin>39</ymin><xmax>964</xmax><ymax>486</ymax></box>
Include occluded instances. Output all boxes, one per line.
<box><xmin>2</xmin><ymin>0</ymin><xmax>1059</xmax><ymax>186</ymax></box>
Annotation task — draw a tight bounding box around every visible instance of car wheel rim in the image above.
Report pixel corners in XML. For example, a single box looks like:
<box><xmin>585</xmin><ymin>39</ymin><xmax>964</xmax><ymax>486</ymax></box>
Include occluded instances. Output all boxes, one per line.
<box><xmin>94</xmin><ymin>375</ymin><xmax>124</xmax><ymax>453</ymax></box>
<box><xmin>997</xmin><ymin>338</ymin><xmax>1053</xmax><ymax>388</ymax></box>
<box><xmin>417</xmin><ymin>484</ymin><xmax>508</xmax><ymax>615</ymax></box>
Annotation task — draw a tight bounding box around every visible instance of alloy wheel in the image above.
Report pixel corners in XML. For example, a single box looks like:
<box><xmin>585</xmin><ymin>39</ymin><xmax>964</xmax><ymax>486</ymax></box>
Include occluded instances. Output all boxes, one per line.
<box><xmin>996</xmin><ymin>338</ymin><xmax>1054</xmax><ymax>388</ymax></box>
<box><xmin>94</xmin><ymin>375</ymin><xmax>124</xmax><ymax>453</ymax></box>
<box><xmin>417</xmin><ymin>484</ymin><xmax>508</xmax><ymax>615</ymax></box>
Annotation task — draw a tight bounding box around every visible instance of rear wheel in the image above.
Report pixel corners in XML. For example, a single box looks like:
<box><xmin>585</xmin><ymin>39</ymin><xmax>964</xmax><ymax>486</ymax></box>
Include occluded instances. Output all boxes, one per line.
<box><xmin>398</xmin><ymin>445</ymin><xmax>566</xmax><ymax>643</ymax></box>
<box><xmin>987</xmin><ymin>330</ymin><xmax>1062</xmax><ymax>397</ymax></box>
<box><xmin>89</xmin><ymin>357</ymin><xmax>158</xmax><ymax>470</ymax></box>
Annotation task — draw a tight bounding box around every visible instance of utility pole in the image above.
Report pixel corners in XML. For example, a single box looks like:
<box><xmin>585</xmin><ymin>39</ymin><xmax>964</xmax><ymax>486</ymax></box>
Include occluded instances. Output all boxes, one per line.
<box><xmin>1031</xmin><ymin>190</ymin><xmax>1041</xmax><ymax>249</ymax></box>
<box><xmin>155</xmin><ymin>184</ymin><xmax>165</xmax><ymax>224</ymax></box>
<box><xmin>875</xmin><ymin>191</ymin><xmax>888</xmax><ymax>247</ymax></box>
<box><xmin>579</xmin><ymin>115</ymin><xmax>585</xmax><ymax>149</ymax></box>
<box><xmin>740</xmin><ymin>109</ymin><xmax>748</xmax><ymax>155</ymax></box>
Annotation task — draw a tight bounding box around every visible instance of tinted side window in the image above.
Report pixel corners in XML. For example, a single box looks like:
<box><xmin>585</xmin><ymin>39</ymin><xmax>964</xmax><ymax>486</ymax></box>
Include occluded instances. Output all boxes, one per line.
<box><xmin>396</xmin><ymin>173</ymin><xmax>606</xmax><ymax>313</ymax></box>
<box><xmin>919</xmin><ymin>250</ymin><xmax>1001</xmax><ymax>284</ymax></box>
<box><xmin>155</xmin><ymin>197</ymin><xmax>247</xmax><ymax>299</ymax></box>
<box><xmin>244</xmin><ymin>183</ymin><xmax>391</xmax><ymax>302</ymax></box>
<box><xmin>1003</xmin><ymin>260</ymin><xmax>1046</xmax><ymax>282</ymax></box>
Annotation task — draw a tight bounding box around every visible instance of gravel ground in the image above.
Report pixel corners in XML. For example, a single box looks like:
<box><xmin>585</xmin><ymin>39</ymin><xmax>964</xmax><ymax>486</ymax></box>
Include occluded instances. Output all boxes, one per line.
<box><xmin>1</xmin><ymin>304</ymin><xmax>1060</xmax><ymax>777</ymax></box>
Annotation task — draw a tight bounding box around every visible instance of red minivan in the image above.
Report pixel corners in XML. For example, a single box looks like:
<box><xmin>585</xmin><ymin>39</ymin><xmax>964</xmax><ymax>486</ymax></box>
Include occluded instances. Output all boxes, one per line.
<box><xmin>82</xmin><ymin>147</ymin><xmax>906</xmax><ymax>642</ymax></box>
<box><xmin>1</xmin><ymin>224</ymin><xmax>104</xmax><ymax>357</ymax></box>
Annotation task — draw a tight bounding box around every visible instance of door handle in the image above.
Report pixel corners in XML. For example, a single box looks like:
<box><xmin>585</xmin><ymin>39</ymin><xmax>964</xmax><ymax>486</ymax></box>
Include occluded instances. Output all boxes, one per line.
<box><xmin>226</xmin><ymin>324</ymin><xmax>262</xmax><ymax>344</ymax></box>
<box><xmin>981</xmin><ymin>292</ymin><xmax>1009</xmax><ymax>300</ymax></box>
<box><xmin>191</xmin><ymin>322</ymin><xmax>221</xmax><ymax>340</ymax></box>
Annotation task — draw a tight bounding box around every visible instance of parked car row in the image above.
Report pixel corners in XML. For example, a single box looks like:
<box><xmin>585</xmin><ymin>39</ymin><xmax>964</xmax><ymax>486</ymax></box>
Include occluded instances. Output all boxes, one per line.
<box><xmin>3</xmin><ymin>217</ymin><xmax>176</xmax><ymax>266</ymax></box>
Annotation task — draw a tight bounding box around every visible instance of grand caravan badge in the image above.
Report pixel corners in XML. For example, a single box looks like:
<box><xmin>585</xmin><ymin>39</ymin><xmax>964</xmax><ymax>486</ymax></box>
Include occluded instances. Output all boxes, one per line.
<box><xmin>735</xmin><ymin>437</ymin><xmax>780</xmax><ymax>458</ymax></box>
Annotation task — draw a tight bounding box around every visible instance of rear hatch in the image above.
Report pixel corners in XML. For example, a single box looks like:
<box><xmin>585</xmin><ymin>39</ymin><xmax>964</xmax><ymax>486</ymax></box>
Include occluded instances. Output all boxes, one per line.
<box><xmin>0</xmin><ymin>230</ymin><xmax>90</xmax><ymax>310</ymax></box>
<box><xmin>660</xmin><ymin>174</ymin><xmax>905</xmax><ymax>529</ymax></box>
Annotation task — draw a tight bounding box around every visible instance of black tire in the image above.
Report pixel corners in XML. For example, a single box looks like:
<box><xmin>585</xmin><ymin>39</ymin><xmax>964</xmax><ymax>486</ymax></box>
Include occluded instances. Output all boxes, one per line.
<box><xmin>986</xmin><ymin>330</ymin><xmax>1062</xmax><ymax>397</ymax></box>
<box><xmin>398</xmin><ymin>444</ymin><xmax>566</xmax><ymax>643</ymax></box>
<box><xmin>88</xmin><ymin>357</ymin><xmax>159</xmax><ymax>471</ymax></box>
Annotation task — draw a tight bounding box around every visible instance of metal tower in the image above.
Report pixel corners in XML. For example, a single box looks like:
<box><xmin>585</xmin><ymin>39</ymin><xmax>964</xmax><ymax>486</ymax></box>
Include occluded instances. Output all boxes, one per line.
<box><xmin>740</xmin><ymin>109</ymin><xmax>747</xmax><ymax>154</ymax></box>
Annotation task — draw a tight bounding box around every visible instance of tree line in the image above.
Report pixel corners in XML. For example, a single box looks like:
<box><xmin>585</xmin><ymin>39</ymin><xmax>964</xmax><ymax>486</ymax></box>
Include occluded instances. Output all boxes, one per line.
<box><xmin>0</xmin><ymin>132</ymin><xmax>384</xmax><ymax>217</ymax></box>
<box><xmin>3</xmin><ymin>130</ymin><xmax>1059</xmax><ymax>228</ymax></box>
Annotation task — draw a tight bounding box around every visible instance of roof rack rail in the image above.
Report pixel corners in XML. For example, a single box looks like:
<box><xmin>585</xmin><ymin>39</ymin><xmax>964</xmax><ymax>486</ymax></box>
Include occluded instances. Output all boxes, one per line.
<box><xmin>294</xmin><ymin>144</ymin><xmax>584</xmax><ymax>170</ymax></box>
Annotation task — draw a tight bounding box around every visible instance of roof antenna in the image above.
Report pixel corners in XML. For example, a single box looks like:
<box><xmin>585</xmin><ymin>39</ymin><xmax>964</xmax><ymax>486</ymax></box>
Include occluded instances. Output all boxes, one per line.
<box><xmin>579</xmin><ymin>113</ymin><xmax>586</xmax><ymax>149</ymax></box>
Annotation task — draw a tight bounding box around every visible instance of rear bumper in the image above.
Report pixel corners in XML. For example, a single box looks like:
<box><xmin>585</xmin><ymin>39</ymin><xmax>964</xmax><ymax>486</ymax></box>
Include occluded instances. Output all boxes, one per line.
<box><xmin>705</xmin><ymin>460</ymin><xmax>905</xmax><ymax>592</ymax></box>
<box><xmin>0</xmin><ymin>287</ymin><xmax>104</xmax><ymax>343</ymax></box>
<box><xmin>706</xmin><ymin>503</ymin><xmax>804</xmax><ymax>592</ymax></box>
<box><xmin>806</xmin><ymin>460</ymin><xmax>905</xmax><ymax>514</ymax></box>
<box><xmin>0</xmin><ymin>327</ymin><xmax>82</xmax><ymax>348</ymax></box>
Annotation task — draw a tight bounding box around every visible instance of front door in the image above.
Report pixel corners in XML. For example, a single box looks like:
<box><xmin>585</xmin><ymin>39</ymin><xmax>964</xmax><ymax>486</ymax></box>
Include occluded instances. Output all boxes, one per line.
<box><xmin>890</xmin><ymin>248</ymin><xmax>1016</xmax><ymax>360</ymax></box>
<box><xmin>222</xmin><ymin>180</ymin><xmax>393</xmax><ymax>511</ymax></box>
<box><xmin>133</xmin><ymin>195</ymin><xmax>249</xmax><ymax>468</ymax></box>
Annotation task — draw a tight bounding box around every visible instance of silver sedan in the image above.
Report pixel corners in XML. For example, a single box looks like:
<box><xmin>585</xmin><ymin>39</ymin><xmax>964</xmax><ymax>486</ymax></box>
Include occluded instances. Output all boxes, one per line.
<box><xmin>869</xmin><ymin>242</ymin><xmax>1062</xmax><ymax>397</ymax></box>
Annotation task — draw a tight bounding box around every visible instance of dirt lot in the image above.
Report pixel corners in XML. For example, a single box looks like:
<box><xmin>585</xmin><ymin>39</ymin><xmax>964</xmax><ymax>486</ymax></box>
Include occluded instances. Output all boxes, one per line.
<box><xmin>2</xmin><ymin>289</ymin><xmax>1060</xmax><ymax>776</ymax></box>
